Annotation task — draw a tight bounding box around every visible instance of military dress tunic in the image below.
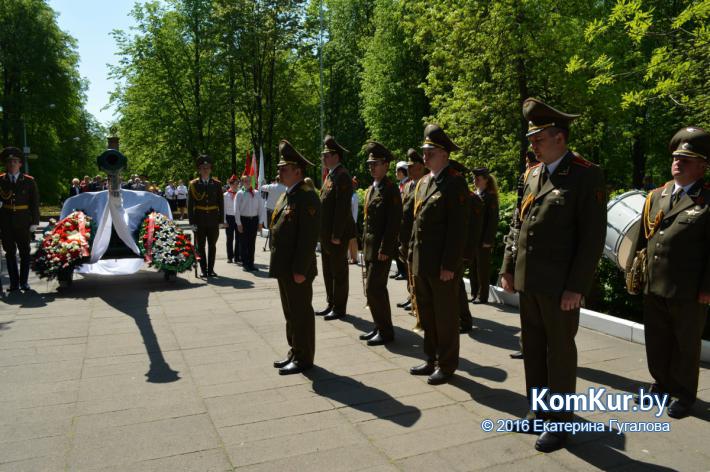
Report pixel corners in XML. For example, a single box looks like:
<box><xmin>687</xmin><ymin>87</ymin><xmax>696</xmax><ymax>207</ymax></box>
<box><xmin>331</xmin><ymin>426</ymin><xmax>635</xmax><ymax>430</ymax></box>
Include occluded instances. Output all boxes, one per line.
<box><xmin>410</xmin><ymin>164</ymin><xmax>470</xmax><ymax>373</ymax></box>
<box><xmin>269</xmin><ymin>180</ymin><xmax>322</xmax><ymax>364</ymax></box>
<box><xmin>460</xmin><ymin>191</ymin><xmax>484</xmax><ymax>330</ymax></box>
<box><xmin>188</xmin><ymin>177</ymin><xmax>224</xmax><ymax>274</ymax></box>
<box><xmin>501</xmin><ymin>151</ymin><xmax>606</xmax><ymax>421</ymax></box>
<box><xmin>636</xmin><ymin>179</ymin><xmax>710</xmax><ymax>404</ymax></box>
<box><xmin>0</xmin><ymin>173</ymin><xmax>40</xmax><ymax>288</ymax></box>
<box><xmin>469</xmin><ymin>190</ymin><xmax>499</xmax><ymax>302</ymax></box>
<box><xmin>319</xmin><ymin>164</ymin><xmax>355</xmax><ymax>314</ymax></box>
<box><xmin>363</xmin><ymin>176</ymin><xmax>402</xmax><ymax>338</ymax></box>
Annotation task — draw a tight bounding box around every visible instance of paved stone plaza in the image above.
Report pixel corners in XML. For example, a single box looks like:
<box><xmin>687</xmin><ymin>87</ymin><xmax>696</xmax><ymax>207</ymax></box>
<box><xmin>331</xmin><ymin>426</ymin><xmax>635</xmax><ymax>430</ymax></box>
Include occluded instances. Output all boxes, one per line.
<box><xmin>0</xmin><ymin>233</ymin><xmax>708</xmax><ymax>471</ymax></box>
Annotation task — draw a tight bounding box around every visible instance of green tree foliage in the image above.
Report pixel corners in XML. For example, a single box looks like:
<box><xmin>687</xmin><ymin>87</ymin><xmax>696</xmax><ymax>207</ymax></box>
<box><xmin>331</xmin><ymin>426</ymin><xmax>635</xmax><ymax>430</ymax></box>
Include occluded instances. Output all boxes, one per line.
<box><xmin>360</xmin><ymin>0</ymin><xmax>429</xmax><ymax>158</ymax></box>
<box><xmin>0</xmin><ymin>0</ymin><xmax>105</xmax><ymax>203</ymax></box>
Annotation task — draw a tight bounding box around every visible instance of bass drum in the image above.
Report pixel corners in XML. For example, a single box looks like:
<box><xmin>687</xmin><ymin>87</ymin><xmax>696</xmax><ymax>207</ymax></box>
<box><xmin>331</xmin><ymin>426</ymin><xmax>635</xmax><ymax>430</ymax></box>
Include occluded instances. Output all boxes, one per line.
<box><xmin>604</xmin><ymin>190</ymin><xmax>647</xmax><ymax>271</ymax></box>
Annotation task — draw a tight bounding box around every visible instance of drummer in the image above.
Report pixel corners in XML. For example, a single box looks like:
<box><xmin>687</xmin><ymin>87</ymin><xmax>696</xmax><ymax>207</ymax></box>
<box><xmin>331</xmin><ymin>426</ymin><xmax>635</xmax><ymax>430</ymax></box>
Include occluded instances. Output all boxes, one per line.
<box><xmin>499</xmin><ymin>98</ymin><xmax>607</xmax><ymax>453</ymax></box>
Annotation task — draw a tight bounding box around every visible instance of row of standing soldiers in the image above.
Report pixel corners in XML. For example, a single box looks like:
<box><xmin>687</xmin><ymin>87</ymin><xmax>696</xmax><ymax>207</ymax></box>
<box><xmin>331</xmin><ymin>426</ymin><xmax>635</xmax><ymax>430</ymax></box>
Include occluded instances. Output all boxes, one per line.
<box><xmin>269</xmin><ymin>125</ymin><xmax>503</xmax><ymax>386</ymax></box>
<box><xmin>266</xmin><ymin>98</ymin><xmax>710</xmax><ymax>455</ymax></box>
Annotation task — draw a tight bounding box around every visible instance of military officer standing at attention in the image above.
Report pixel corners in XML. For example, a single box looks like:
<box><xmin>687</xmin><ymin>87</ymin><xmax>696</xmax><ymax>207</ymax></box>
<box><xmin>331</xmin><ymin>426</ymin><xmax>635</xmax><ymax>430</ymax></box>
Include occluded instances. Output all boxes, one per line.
<box><xmin>270</xmin><ymin>140</ymin><xmax>321</xmax><ymax>375</ymax></box>
<box><xmin>0</xmin><ymin>147</ymin><xmax>40</xmax><ymax>292</ymax></box>
<box><xmin>316</xmin><ymin>135</ymin><xmax>356</xmax><ymax>321</ymax></box>
<box><xmin>359</xmin><ymin>142</ymin><xmax>402</xmax><ymax>346</ymax></box>
<box><xmin>500</xmin><ymin>98</ymin><xmax>606</xmax><ymax>452</ymax></box>
<box><xmin>188</xmin><ymin>154</ymin><xmax>224</xmax><ymax>278</ymax></box>
<box><xmin>409</xmin><ymin>125</ymin><xmax>470</xmax><ymax>385</ymax></box>
<box><xmin>397</xmin><ymin>149</ymin><xmax>426</xmax><ymax>313</ymax></box>
<box><xmin>634</xmin><ymin>127</ymin><xmax>710</xmax><ymax>419</ymax></box>
<box><xmin>469</xmin><ymin>167</ymin><xmax>499</xmax><ymax>304</ymax></box>
<box><xmin>455</xmin><ymin>160</ymin><xmax>483</xmax><ymax>333</ymax></box>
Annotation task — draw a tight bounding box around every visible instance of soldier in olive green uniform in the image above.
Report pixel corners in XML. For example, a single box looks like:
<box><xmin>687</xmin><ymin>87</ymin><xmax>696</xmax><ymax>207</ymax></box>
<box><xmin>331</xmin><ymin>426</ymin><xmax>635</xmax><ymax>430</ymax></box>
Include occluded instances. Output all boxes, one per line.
<box><xmin>270</xmin><ymin>140</ymin><xmax>322</xmax><ymax>375</ymax></box>
<box><xmin>317</xmin><ymin>135</ymin><xmax>355</xmax><ymax>320</ymax></box>
<box><xmin>397</xmin><ymin>149</ymin><xmax>425</xmax><ymax>313</ymax></box>
<box><xmin>500</xmin><ymin>98</ymin><xmax>606</xmax><ymax>453</ymax></box>
<box><xmin>358</xmin><ymin>142</ymin><xmax>402</xmax><ymax>346</ymax></box>
<box><xmin>634</xmin><ymin>127</ymin><xmax>710</xmax><ymax>419</ymax></box>
<box><xmin>188</xmin><ymin>154</ymin><xmax>224</xmax><ymax>278</ymax></box>
<box><xmin>409</xmin><ymin>125</ymin><xmax>470</xmax><ymax>385</ymax></box>
<box><xmin>456</xmin><ymin>161</ymin><xmax>483</xmax><ymax>333</ymax></box>
<box><xmin>0</xmin><ymin>147</ymin><xmax>40</xmax><ymax>291</ymax></box>
<box><xmin>469</xmin><ymin>167</ymin><xmax>499</xmax><ymax>304</ymax></box>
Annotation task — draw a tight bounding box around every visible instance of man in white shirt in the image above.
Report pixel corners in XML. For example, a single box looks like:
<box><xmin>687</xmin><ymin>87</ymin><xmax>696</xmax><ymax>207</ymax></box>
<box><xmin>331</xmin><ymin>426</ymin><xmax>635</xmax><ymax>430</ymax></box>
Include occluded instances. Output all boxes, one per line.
<box><xmin>236</xmin><ymin>175</ymin><xmax>267</xmax><ymax>271</ymax></box>
<box><xmin>261</xmin><ymin>176</ymin><xmax>287</xmax><ymax>230</ymax></box>
<box><xmin>176</xmin><ymin>179</ymin><xmax>188</xmax><ymax>220</ymax></box>
<box><xmin>223</xmin><ymin>175</ymin><xmax>240</xmax><ymax>263</ymax></box>
<box><xmin>165</xmin><ymin>181</ymin><xmax>176</xmax><ymax>214</ymax></box>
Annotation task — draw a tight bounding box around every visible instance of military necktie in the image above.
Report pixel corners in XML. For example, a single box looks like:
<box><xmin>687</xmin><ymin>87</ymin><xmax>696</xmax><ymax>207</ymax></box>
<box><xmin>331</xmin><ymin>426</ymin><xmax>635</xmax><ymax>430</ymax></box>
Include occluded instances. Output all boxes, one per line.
<box><xmin>539</xmin><ymin>167</ymin><xmax>549</xmax><ymax>192</ymax></box>
<box><xmin>670</xmin><ymin>189</ymin><xmax>683</xmax><ymax>209</ymax></box>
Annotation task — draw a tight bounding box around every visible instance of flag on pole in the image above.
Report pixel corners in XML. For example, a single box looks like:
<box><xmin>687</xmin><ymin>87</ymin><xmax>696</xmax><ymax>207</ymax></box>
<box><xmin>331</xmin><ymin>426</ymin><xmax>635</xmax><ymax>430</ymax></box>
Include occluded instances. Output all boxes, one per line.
<box><xmin>243</xmin><ymin>150</ymin><xmax>251</xmax><ymax>178</ymax></box>
<box><xmin>258</xmin><ymin>146</ymin><xmax>266</xmax><ymax>189</ymax></box>
<box><xmin>248</xmin><ymin>148</ymin><xmax>257</xmax><ymax>190</ymax></box>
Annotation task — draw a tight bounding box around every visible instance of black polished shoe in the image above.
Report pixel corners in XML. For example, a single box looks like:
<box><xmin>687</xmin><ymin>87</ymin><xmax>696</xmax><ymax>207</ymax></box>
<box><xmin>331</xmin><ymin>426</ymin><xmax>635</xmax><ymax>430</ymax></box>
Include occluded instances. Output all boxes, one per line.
<box><xmin>396</xmin><ymin>299</ymin><xmax>410</xmax><ymax>308</ymax></box>
<box><xmin>208</xmin><ymin>271</ymin><xmax>218</xmax><ymax>277</ymax></box>
<box><xmin>535</xmin><ymin>431</ymin><xmax>567</xmax><ymax>453</ymax></box>
<box><xmin>667</xmin><ymin>399</ymin><xmax>692</xmax><ymax>419</ymax></box>
<box><xmin>358</xmin><ymin>329</ymin><xmax>378</xmax><ymax>341</ymax></box>
<box><xmin>278</xmin><ymin>360</ymin><xmax>313</xmax><ymax>375</ymax></box>
<box><xmin>315</xmin><ymin>306</ymin><xmax>333</xmax><ymax>317</ymax></box>
<box><xmin>472</xmin><ymin>299</ymin><xmax>487</xmax><ymax>304</ymax></box>
<box><xmin>20</xmin><ymin>283</ymin><xmax>31</xmax><ymax>291</ymax></box>
<box><xmin>459</xmin><ymin>325</ymin><xmax>473</xmax><ymax>334</ymax></box>
<box><xmin>409</xmin><ymin>363</ymin><xmax>436</xmax><ymax>376</ymax></box>
<box><xmin>389</xmin><ymin>272</ymin><xmax>401</xmax><ymax>279</ymax></box>
<box><xmin>427</xmin><ymin>368</ymin><xmax>453</xmax><ymax>385</ymax></box>
<box><xmin>227</xmin><ymin>258</ymin><xmax>233</xmax><ymax>264</ymax></box>
<box><xmin>366</xmin><ymin>333</ymin><xmax>393</xmax><ymax>346</ymax></box>
<box><xmin>273</xmin><ymin>354</ymin><xmax>293</xmax><ymax>368</ymax></box>
<box><xmin>323</xmin><ymin>311</ymin><xmax>345</xmax><ymax>321</ymax></box>
<box><xmin>394</xmin><ymin>274</ymin><xmax>407</xmax><ymax>280</ymax></box>
<box><xmin>509</xmin><ymin>351</ymin><xmax>524</xmax><ymax>359</ymax></box>
<box><xmin>199</xmin><ymin>272</ymin><xmax>209</xmax><ymax>279</ymax></box>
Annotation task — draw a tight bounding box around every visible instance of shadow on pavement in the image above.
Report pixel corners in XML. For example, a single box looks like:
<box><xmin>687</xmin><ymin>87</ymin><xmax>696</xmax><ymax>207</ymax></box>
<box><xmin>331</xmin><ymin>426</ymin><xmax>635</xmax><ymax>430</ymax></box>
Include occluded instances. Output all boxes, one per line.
<box><xmin>578</xmin><ymin>366</ymin><xmax>644</xmax><ymax>393</ymax></box>
<box><xmin>470</xmin><ymin>309</ymin><xmax>522</xmax><ymax>353</ymax></box>
<box><xmin>579</xmin><ymin>366</ymin><xmax>710</xmax><ymax>422</ymax></box>
<box><xmin>304</xmin><ymin>365</ymin><xmax>422</xmax><ymax>427</ymax></box>
<box><xmin>449</xmin><ymin>374</ymin><xmax>528</xmax><ymax>418</ymax></box>
<box><xmin>54</xmin><ymin>272</ymin><xmax>192</xmax><ymax>383</ymax></box>
<box><xmin>203</xmin><ymin>276</ymin><xmax>255</xmax><ymax>288</ymax></box>
<box><xmin>563</xmin><ymin>418</ymin><xmax>677</xmax><ymax>471</ymax></box>
<box><xmin>458</xmin><ymin>357</ymin><xmax>507</xmax><ymax>383</ymax></box>
<box><xmin>2</xmin><ymin>288</ymin><xmax>56</xmax><ymax>308</ymax></box>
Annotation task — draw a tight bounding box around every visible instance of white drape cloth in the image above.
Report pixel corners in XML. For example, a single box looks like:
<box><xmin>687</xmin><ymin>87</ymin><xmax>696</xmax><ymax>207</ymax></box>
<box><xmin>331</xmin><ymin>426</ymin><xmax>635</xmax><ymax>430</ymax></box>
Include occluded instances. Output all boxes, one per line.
<box><xmin>60</xmin><ymin>190</ymin><xmax>172</xmax><ymax>274</ymax></box>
